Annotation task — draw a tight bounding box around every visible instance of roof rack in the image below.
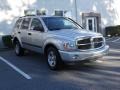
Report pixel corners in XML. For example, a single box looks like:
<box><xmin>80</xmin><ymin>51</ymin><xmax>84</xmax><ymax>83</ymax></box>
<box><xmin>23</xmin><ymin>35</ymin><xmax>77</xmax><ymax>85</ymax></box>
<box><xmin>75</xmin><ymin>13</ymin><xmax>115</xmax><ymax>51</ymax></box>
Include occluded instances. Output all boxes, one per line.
<box><xmin>24</xmin><ymin>9</ymin><xmax>46</xmax><ymax>16</ymax></box>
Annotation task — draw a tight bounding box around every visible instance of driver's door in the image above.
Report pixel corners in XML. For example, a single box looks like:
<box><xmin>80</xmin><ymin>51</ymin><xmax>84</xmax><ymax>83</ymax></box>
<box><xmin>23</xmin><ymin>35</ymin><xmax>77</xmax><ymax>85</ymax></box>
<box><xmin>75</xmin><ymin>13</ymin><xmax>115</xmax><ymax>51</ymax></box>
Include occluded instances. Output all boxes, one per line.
<box><xmin>29</xmin><ymin>18</ymin><xmax>44</xmax><ymax>53</ymax></box>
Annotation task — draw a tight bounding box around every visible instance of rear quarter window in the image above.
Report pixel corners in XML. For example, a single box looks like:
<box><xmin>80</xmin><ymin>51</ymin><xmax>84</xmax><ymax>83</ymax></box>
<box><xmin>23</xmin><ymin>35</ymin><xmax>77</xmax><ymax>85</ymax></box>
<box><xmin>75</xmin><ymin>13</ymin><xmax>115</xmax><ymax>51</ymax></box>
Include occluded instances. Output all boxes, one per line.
<box><xmin>20</xmin><ymin>18</ymin><xmax>31</xmax><ymax>30</ymax></box>
<box><xmin>14</xmin><ymin>18</ymin><xmax>22</xmax><ymax>29</ymax></box>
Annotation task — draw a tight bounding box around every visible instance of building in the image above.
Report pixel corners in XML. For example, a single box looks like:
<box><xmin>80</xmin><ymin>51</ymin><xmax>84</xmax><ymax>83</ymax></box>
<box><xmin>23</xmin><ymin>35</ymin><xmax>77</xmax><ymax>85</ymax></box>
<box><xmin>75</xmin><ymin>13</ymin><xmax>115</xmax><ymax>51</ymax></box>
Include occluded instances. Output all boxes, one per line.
<box><xmin>0</xmin><ymin>0</ymin><xmax>120</xmax><ymax>35</ymax></box>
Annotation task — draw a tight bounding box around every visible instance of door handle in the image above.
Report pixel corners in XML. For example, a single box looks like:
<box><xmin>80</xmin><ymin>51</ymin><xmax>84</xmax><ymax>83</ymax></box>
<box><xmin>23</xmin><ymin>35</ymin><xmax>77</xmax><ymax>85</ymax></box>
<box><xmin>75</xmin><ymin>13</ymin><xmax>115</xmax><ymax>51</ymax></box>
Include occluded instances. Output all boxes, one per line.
<box><xmin>18</xmin><ymin>32</ymin><xmax>21</xmax><ymax>34</ymax></box>
<box><xmin>28</xmin><ymin>33</ymin><xmax>32</xmax><ymax>35</ymax></box>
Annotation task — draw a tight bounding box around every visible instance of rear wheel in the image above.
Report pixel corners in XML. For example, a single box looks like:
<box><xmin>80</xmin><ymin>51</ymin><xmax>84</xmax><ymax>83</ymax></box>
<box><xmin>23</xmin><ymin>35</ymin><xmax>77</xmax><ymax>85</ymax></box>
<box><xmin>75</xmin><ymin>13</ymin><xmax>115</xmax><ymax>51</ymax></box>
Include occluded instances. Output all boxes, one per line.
<box><xmin>47</xmin><ymin>47</ymin><xmax>63</xmax><ymax>70</ymax></box>
<box><xmin>14</xmin><ymin>41</ymin><xmax>24</xmax><ymax>56</ymax></box>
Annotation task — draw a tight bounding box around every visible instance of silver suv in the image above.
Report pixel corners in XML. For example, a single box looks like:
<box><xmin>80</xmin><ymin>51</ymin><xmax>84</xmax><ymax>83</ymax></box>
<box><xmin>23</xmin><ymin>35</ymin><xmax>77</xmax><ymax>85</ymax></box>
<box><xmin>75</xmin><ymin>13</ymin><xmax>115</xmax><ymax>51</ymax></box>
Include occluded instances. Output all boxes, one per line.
<box><xmin>12</xmin><ymin>15</ymin><xmax>109</xmax><ymax>70</ymax></box>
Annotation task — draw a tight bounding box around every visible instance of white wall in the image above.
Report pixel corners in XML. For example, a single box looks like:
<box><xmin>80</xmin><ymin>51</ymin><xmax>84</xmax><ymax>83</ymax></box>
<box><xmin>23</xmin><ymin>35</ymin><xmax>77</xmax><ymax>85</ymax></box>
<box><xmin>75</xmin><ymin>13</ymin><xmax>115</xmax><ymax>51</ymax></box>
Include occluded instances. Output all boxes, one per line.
<box><xmin>0</xmin><ymin>0</ymin><xmax>120</xmax><ymax>35</ymax></box>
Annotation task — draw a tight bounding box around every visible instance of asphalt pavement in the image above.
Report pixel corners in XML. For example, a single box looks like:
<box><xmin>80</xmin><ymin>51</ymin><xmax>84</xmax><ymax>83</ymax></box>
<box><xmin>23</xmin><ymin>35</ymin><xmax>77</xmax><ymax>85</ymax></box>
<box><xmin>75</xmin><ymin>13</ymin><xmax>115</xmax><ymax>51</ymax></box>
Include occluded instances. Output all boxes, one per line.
<box><xmin>0</xmin><ymin>38</ymin><xmax>120</xmax><ymax>90</ymax></box>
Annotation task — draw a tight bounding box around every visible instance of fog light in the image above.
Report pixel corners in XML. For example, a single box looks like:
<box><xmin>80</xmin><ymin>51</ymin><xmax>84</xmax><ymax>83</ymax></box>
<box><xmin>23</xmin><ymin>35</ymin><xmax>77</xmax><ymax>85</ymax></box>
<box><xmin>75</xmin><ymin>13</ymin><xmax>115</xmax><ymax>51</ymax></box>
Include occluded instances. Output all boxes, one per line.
<box><xmin>72</xmin><ymin>55</ymin><xmax>79</xmax><ymax>59</ymax></box>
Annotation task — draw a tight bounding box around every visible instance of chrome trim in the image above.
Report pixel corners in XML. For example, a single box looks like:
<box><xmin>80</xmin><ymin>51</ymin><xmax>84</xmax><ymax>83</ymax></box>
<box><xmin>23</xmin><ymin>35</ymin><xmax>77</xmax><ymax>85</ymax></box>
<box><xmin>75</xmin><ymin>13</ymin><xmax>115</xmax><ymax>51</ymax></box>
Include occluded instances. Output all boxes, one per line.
<box><xmin>76</xmin><ymin>36</ymin><xmax>105</xmax><ymax>51</ymax></box>
<box><xmin>77</xmin><ymin>43</ymin><xmax>91</xmax><ymax>46</ymax></box>
<box><xmin>59</xmin><ymin>45</ymin><xmax>109</xmax><ymax>62</ymax></box>
<box><xmin>91</xmin><ymin>37</ymin><xmax>94</xmax><ymax>49</ymax></box>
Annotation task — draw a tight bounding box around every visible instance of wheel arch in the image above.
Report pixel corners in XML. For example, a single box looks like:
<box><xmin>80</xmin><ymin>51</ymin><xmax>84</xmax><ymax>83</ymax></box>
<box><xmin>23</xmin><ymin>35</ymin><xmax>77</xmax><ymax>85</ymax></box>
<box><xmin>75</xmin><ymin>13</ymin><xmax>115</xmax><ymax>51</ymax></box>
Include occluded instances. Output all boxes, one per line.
<box><xmin>44</xmin><ymin>43</ymin><xmax>59</xmax><ymax>56</ymax></box>
<box><xmin>13</xmin><ymin>37</ymin><xmax>22</xmax><ymax>47</ymax></box>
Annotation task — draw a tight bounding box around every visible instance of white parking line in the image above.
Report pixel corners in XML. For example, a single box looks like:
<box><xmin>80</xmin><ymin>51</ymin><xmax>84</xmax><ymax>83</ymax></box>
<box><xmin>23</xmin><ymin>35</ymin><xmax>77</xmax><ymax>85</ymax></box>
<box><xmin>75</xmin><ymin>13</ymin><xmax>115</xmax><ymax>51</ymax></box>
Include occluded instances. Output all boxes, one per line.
<box><xmin>0</xmin><ymin>56</ymin><xmax>32</xmax><ymax>80</ymax></box>
<box><xmin>106</xmin><ymin>38</ymin><xmax>114</xmax><ymax>41</ymax></box>
<box><xmin>105</xmin><ymin>37</ymin><xmax>118</xmax><ymax>40</ymax></box>
<box><xmin>112</xmin><ymin>38</ymin><xmax>120</xmax><ymax>42</ymax></box>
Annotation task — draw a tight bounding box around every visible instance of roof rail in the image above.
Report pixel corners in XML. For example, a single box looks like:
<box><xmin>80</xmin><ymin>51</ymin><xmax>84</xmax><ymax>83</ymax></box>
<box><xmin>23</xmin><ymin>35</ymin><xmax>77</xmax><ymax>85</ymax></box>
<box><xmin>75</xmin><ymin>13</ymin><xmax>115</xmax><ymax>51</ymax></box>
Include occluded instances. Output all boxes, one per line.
<box><xmin>24</xmin><ymin>14</ymin><xmax>36</xmax><ymax>17</ymax></box>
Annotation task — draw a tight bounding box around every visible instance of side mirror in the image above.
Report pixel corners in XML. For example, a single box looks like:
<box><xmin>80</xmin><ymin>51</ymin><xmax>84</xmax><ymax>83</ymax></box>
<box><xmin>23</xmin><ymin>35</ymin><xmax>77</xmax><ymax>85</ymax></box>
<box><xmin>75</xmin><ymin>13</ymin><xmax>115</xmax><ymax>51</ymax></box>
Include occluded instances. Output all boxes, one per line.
<box><xmin>31</xmin><ymin>26</ymin><xmax>44</xmax><ymax>32</ymax></box>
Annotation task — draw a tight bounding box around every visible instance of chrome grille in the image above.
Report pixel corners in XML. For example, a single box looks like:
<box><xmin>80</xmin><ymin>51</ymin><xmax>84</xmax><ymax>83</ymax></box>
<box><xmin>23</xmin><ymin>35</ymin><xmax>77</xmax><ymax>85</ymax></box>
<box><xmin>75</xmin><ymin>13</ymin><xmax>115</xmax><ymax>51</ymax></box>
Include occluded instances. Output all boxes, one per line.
<box><xmin>76</xmin><ymin>37</ymin><xmax>104</xmax><ymax>50</ymax></box>
<box><xmin>77</xmin><ymin>44</ymin><xmax>91</xmax><ymax>50</ymax></box>
<box><xmin>93</xmin><ymin>38</ymin><xmax>103</xmax><ymax>43</ymax></box>
<box><xmin>77</xmin><ymin>38</ymin><xmax>90</xmax><ymax>44</ymax></box>
<box><xmin>94</xmin><ymin>42</ymin><xmax>103</xmax><ymax>48</ymax></box>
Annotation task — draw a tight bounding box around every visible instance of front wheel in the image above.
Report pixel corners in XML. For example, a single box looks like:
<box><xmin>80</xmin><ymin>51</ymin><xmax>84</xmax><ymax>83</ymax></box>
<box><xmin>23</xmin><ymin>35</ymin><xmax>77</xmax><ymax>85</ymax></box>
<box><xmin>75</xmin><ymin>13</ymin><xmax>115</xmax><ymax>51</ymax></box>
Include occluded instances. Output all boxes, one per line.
<box><xmin>14</xmin><ymin>41</ymin><xmax>24</xmax><ymax>56</ymax></box>
<box><xmin>47</xmin><ymin>47</ymin><xmax>63</xmax><ymax>70</ymax></box>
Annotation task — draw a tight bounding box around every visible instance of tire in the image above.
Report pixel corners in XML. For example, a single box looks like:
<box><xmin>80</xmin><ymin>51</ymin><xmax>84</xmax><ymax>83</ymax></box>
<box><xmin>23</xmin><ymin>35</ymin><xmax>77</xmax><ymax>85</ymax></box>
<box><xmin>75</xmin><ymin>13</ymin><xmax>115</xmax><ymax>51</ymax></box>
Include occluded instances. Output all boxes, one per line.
<box><xmin>46</xmin><ymin>47</ymin><xmax>63</xmax><ymax>70</ymax></box>
<box><xmin>14</xmin><ymin>41</ymin><xmax>24</xmax><ymax>56</ymax></box>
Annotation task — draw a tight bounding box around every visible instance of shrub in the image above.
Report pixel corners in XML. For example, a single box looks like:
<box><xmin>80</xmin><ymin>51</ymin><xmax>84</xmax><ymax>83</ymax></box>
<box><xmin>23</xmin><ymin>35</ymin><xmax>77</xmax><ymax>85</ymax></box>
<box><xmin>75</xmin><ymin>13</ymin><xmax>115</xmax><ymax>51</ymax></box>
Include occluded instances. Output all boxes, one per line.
<box><xmin>2</xmin><ymin>35</ymin><xmax>13</xmax><ymax>48</ymax></box>
<box><xmin>105</xmin><ymin>25</ymin><xmax>120</xmax><ymax>37</ymax></box>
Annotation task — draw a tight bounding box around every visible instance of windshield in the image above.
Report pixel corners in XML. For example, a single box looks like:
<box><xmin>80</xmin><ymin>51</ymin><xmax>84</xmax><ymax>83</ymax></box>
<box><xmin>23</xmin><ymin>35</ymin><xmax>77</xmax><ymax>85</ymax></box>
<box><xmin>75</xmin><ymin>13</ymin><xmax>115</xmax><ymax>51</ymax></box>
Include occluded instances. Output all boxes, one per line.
<box><xmin>42</xmin><ymin>17</ymin><xmax>82</xmax><ymax>31</ymax></box>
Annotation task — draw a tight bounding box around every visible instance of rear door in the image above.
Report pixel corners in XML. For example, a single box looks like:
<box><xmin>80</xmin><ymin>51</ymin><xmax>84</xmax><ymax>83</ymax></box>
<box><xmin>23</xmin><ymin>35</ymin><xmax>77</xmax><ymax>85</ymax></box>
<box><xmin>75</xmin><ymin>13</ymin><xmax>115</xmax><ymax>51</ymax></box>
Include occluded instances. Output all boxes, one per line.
<box><xmin>12</xmin><ymin>18</ymin><xmax>23</xmax><ymax>38</ymax></box>
<box><xmin>20</xmin><ymin>17</ymin><xmax>32</xmax><ymax>48</ymax></box>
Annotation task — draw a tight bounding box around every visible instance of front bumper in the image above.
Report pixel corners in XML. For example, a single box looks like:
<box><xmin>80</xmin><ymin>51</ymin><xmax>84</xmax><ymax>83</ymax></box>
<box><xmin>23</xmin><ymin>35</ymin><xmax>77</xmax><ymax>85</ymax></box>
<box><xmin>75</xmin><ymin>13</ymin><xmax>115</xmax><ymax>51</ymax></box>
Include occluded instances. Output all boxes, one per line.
<box><xmin>59</xmin><ymin>45</ymin><xmax>109</xmax><ymax>62</ymax></box>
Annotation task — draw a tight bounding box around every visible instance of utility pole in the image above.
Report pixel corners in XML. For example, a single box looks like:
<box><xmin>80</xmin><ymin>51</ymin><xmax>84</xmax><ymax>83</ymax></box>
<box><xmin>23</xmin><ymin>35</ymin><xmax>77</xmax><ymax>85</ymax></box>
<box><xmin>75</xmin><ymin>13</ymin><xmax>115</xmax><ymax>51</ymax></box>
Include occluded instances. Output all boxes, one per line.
<box><xmin>75</xmin><ymin>0</ymin><xmax>78</xmax><ymax>22</ymax></box>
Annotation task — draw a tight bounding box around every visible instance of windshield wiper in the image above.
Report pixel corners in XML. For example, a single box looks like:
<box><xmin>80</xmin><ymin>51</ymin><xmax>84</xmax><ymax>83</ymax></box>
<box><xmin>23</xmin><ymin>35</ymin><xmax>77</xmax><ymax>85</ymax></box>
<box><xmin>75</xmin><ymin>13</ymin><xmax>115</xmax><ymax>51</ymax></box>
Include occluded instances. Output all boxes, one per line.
<box><xmin>68</xmin><ymin>18</ymin><xmax>84</xmax><ymax>29</ymax></box>
<box><xmin>50</xmin><ymin>28</ymin><xmax>62</xmax><ymax>31</ymax></box>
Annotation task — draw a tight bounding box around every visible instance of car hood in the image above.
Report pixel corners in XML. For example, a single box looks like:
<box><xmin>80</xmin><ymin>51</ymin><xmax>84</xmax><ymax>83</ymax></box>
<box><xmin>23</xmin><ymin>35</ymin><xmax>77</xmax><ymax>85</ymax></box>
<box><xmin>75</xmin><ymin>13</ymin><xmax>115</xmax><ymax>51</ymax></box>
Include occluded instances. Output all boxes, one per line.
<box><xmin>47</xmin><ymin>29</ymin><xmax>102</xmax><ymax>41</ymax></box>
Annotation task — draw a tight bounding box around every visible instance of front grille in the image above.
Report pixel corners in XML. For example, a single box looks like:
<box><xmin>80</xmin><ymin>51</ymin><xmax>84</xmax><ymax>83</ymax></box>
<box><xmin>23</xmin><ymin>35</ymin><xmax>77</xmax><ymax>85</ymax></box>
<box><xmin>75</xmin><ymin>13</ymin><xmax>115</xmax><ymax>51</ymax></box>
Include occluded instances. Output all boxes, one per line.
<box><xmin>77</xmin><ymin>38</ymin><xmax>90</xmax><ymax>44</ymax></box>
<box><xmin>93</xmin><ymin>38</ymin><xmax>103</xmax><ymax>42</ymax></box>
<box><xmin>77</xmin><ymin>37</ymin><xmax>104</xmax><ymax>50</ymax></box>
<box><xmin>94</xmin><ymin>42</ymin><xmax>103</xmax><ymax>48</ymax></box>
<box><xmin>77</xmin><ymin>44</ymin><xmax>91</xmax><ymax>50</ymax></box>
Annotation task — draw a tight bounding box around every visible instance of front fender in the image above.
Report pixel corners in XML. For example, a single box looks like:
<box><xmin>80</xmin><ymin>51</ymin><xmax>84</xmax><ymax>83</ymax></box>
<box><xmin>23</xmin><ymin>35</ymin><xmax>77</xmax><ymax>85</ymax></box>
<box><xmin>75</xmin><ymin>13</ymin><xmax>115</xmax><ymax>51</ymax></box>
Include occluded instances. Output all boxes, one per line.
<box><xmin>43</xmin><ymin>38</ymin><xmax>63</xmax><ymax>51</ymax></box>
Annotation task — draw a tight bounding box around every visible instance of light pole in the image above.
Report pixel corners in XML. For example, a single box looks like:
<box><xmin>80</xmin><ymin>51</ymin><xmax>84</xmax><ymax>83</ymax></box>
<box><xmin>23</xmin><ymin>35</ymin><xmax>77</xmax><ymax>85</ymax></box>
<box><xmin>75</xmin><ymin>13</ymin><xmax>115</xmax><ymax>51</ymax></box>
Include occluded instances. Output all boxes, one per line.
<box><xmin>75</xmin><ymin>0</ymin><xmax>78</xmax><ymax>22</ymax></box>
<box><xmin>28</xmin><ymin>0</ymin><xmax>30</xmax><ymax>8</ymax></box>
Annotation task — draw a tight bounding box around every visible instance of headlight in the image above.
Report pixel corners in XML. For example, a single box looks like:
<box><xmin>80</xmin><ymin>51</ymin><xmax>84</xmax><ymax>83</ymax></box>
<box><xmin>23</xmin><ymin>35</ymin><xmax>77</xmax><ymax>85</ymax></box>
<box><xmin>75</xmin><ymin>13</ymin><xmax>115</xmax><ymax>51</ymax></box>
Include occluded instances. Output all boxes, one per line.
<box><xmin>63</xmin><ymin>42</ymin><xmax>76</xmax><ymax>51</ymax></box>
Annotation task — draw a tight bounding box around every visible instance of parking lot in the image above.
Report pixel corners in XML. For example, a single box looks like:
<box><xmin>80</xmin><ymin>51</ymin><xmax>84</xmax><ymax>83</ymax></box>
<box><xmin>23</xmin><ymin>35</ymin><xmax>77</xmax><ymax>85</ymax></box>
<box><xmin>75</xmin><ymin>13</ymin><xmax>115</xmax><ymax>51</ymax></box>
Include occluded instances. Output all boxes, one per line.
<box><xmin>0</xmin><ymin>38</ymin><xmax>120</xmax><ymax>90</ymax></box>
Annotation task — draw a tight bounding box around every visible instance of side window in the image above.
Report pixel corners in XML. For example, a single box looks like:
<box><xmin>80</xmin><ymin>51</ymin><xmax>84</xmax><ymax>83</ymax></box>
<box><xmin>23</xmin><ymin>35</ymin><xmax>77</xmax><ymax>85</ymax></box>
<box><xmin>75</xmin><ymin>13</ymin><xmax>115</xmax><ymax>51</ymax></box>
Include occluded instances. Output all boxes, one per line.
<box><xmin>14</xmin><ymin>19</ymin><xmax>22</xmax><ymax>29</ymax></box>
<box><xmin>21</xmin><ymin>18</ymin><xmax>31</xmax><ymax>30</ymax></box>
<box><xmin>30</xmin><ymin>18</ymin><xmax>44</xmax><ymax>31</ymax></box>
